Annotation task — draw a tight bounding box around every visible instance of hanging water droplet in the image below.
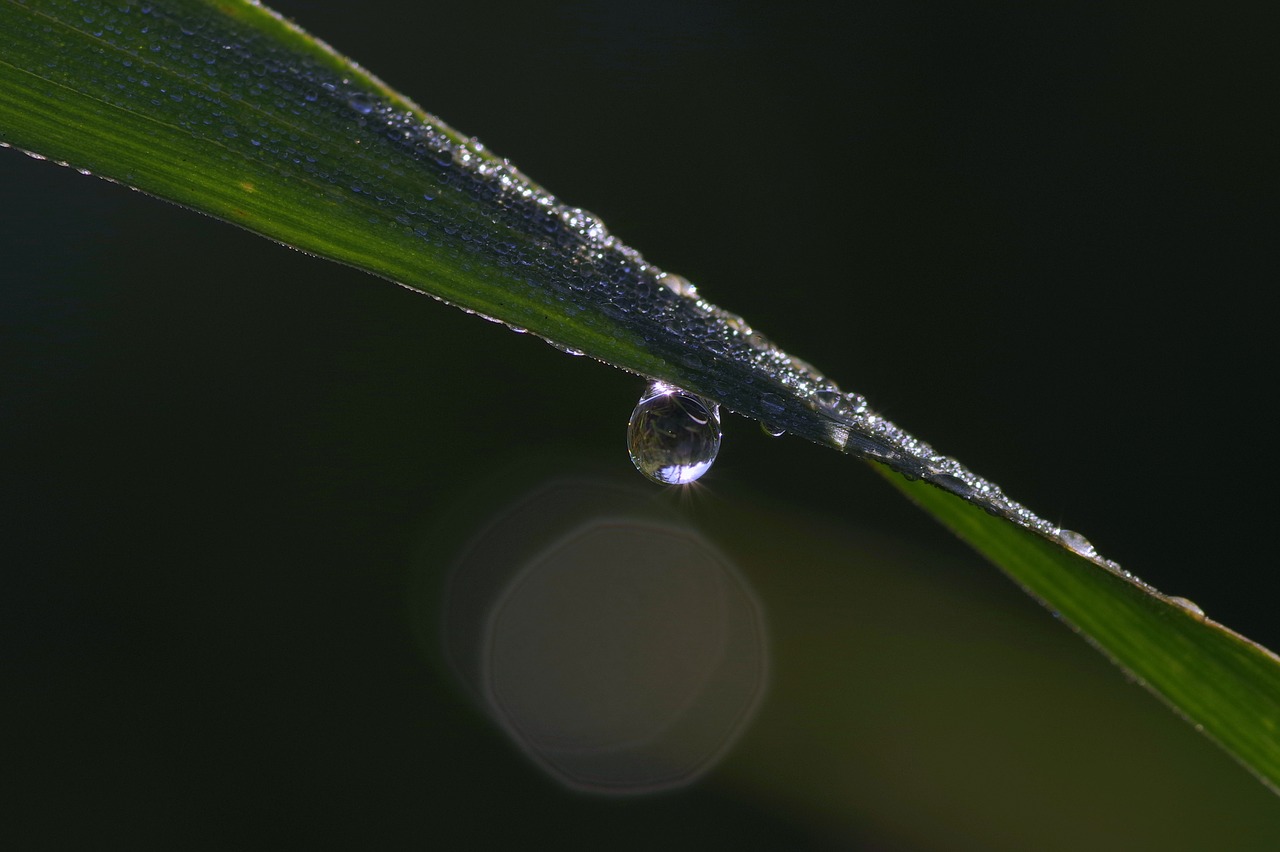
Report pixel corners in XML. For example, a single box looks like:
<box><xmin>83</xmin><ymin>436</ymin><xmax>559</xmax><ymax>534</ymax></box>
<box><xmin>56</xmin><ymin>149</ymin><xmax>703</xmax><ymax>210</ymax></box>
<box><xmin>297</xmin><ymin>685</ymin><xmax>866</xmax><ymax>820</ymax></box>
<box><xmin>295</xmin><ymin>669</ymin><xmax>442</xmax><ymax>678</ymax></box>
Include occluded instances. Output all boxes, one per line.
<box><xmin>760</xmin><ymin>422</ymin><xmax>785</xmax><ymax>438</ymax></box>
<box><xmin>627</xmin><ymin>382</ymin><xmax>721</xmax><ymax>485</ymax></box>
<box><xmin>1058</xmin><ymin>529</ymin><xmax>1097</xmax><ymax>558</ymax></box>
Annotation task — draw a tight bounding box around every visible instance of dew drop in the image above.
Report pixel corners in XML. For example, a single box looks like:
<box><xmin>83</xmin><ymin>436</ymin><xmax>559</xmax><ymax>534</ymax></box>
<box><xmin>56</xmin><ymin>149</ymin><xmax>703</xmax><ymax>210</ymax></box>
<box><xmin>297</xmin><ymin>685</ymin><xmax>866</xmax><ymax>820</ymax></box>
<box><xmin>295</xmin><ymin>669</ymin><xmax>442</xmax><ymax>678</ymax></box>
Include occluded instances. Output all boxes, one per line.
<box><xmin>658</xmin><ymin>273</ymin><xmax>698</xmax><ymax>299</ymax></box>
<box><xmin>627</xmin><ymin>382</ymin><xmax>721</xmax><ymax>485</ymax></box>
<box><xmin>926</xmin><ymin>471</ymin><xmax>975</xmax><ymax>499</ymax></box>
<box><xmin>1058</xmin><ymin>529</ymin><xmax>1097</xmax><ymax>558</ymax></box>
<box><xmin>813</xmin><ymin>389</ymin><xmax>843</xmax><ymax>410</ymax></box>
<box><xmin>1167</xmin><ymin>596</ymin><xmax>1206</xmax><ymax>619</ymax></box>
<box><xmin>760</xmin><ymin>422</ymin><xmax>786</xmax><ymax>438</ymax></box>
<box><xmin>560</xmin><ymin>207</ymin><xmax>607</xmax><ymax>243</ymax></box>
<box><xmin>347</xmin><ymin>92</ymin><xmax>375</xmax><ymax>114</ymax></box>
<box><xmin>548</xmin><ymin>340</ymin><xmax>585</xmax><ymax>356</ymax></box>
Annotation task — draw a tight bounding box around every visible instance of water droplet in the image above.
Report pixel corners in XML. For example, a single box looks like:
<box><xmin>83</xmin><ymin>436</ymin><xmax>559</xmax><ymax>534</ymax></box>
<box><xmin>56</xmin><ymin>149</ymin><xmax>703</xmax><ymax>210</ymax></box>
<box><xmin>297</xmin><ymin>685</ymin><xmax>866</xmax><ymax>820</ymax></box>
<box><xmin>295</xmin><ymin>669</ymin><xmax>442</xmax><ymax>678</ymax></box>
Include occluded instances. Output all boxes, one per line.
<box><xmin>347</xmin><ymin>92</ymin><xmax>375</xmax><ymax>114</ymax></box>
<box><xmin>760</xmin><ymin>422</ymin><xmax>785</xmax><ymax>438</ymax></box>
<box><xmin>548</xmin><ymin>340</ymin><xmax>585</xmax><ymax>356</ymax></box>
<box><xmin>658</xmin><ymin>273</ymin><xmax>698</xmax><ymax>299</ymax></box>
<box><xmin>813</xmin><ymin>389</ymin><xmax>843</xmax><ymax>410</ymax></box>
<box><xmin>1167</xmin><ymin>596</ymin><xmax>1206</xmax><ymax>619</ymax></box>
<box><xmin>926</xmin><ymin>471</ymin><xmax>974</xmax><ymax>499</ymax></box>
<box><xmin>560</xmin><ymin>207</ymin><xmax>607</xmax><ymax>243</ymax></box>
<box><xmin>627</xmin><ymin>382</ymin><xmax>721</xmax><ymax>485</ymax></box>
<box><xmin>1058</xmin><ymin>529</ymin><xmax>1097</xmax><ymax>558</ymax></box>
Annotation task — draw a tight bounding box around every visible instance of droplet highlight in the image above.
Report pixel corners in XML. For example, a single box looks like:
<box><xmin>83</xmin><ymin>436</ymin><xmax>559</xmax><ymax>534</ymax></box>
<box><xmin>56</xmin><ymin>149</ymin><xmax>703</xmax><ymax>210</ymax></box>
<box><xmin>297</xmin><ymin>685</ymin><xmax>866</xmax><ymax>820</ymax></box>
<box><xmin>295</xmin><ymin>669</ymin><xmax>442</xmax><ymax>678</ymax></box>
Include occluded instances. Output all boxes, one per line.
<box><xmin>627</xmin><ymin>382</ymin><xmax>721</xmax><ymax>485</ymax></box>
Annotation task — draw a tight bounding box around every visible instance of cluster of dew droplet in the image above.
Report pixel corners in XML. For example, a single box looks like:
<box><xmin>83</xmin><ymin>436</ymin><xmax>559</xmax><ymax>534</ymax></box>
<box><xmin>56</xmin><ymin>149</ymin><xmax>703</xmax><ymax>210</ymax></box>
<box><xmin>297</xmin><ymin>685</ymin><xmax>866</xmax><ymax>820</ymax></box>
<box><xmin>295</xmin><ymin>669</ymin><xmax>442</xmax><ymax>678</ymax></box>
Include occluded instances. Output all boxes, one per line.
<box><xmin>313</xmin><ymin>74</ymin><xmax>1129</xmax><ymax>574</ymax></box>
<box><xmin>6</xmin><ymin>1</ymin><xmax>1128</xmax><ymax>577</ymax></box>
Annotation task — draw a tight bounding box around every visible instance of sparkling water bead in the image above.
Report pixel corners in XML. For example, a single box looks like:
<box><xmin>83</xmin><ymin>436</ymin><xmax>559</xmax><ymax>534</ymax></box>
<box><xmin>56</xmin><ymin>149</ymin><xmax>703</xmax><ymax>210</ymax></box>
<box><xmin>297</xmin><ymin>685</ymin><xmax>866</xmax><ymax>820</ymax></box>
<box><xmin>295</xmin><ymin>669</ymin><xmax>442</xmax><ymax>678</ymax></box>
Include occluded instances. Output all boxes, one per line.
<box><xmin>1058</xmin><ymin>529</ymin><xmax>1097</xmax><ymax>558</ymax></box>
<box><xmin>627</xmin><ymin>382</ymin><xmax>722</xmax><ymax>485</ymax></box>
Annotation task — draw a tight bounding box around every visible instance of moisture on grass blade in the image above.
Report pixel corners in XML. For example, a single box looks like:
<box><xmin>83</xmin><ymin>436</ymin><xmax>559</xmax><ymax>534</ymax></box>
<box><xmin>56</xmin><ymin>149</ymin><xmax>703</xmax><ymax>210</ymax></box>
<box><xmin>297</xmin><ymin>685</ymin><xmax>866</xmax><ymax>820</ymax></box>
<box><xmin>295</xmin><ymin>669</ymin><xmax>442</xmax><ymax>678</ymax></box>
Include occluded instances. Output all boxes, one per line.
<box><xmin>3</xmin><ymin>0</ymin><xmax>1279</xmax><ymax>793</ymax></box>
<box><xmin>0</xmin><ymin>0</ymin><xmax>1074</xmax><ymax>549</ymax></box>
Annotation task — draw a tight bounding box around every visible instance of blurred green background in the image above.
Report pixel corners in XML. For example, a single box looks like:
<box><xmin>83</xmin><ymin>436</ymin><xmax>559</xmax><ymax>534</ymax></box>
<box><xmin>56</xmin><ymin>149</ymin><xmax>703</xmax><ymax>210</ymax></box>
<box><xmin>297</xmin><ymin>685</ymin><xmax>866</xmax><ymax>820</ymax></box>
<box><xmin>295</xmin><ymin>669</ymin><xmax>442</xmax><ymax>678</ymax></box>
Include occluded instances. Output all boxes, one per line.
<box><xmin>3</xmin><ymin>0</ymin><xmax>1277</xmax><ymax>848</ymax></box>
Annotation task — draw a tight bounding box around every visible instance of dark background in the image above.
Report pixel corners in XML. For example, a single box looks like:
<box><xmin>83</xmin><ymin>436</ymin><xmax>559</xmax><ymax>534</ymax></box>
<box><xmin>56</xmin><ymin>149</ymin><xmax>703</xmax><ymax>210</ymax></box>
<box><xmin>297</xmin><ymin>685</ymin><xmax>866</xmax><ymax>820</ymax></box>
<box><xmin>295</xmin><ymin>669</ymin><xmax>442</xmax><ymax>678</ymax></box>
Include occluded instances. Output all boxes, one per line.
<box><xmin>3</xmin><ymin>1</ymin><xmax>1278</xmax><ymax>848</ymax></box>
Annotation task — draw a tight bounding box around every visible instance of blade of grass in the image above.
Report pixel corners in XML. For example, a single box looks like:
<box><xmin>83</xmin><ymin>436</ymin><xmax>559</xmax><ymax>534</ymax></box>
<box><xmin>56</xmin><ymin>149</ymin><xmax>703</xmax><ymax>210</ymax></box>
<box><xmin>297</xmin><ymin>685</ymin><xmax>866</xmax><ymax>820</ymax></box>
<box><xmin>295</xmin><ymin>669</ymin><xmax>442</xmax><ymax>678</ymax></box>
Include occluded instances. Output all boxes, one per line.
<box><xmin>884</xmin><ymin>469</ymin><xmax>1280</xmax><ymax>794</ymax></box>
<box><xmin>3</xmin><ymin>0</ymin><xmax>1278</xmax><ymax>792</ymax></box>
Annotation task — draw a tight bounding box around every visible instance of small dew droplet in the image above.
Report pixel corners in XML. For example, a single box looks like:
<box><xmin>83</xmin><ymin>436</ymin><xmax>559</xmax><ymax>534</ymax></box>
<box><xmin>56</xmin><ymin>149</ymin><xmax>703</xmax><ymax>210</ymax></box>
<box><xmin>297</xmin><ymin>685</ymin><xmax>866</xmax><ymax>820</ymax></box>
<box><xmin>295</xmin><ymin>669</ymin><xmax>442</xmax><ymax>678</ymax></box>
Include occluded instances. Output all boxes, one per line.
<box><xmin>560</xmin><ymin>206</ymin><xmax>607</xmax><ymax>243</ymax></box>
<box><xmin>926</xmin><ymin>471</ymin><xmax>974</xmax><ymax>499</ymax></box>
<box><xmin>347</xmin><ymin>92</ymin><xmax>375</xmax><ymax>114</ymax></box>
<box><xmin>627</xmin><ymin>382</ymin><xmax>721</xmax><ymax>485</ymax></box>
<box><xmin>813</xmin><ymin>389</ymin><xmax>843</xmax><ymax>410</ymax></box>
<box><xmin>548</xmin><ymin>340</ymin><xmax>585</xmax><ymax>356</ymax></box>
<box><xmin>658</xmin><ymin>273</ymin><xmax>698</xmax><ymax>299</ymax></box>
<box><xmin>1058</xmin><ymin>529</ymin><xmax>1097</xmax><ymax>558</ymax></box>
<box><xmin>760</xmin><ymin>422</ymin><xmax>785</xmax><ymax>438</ymax></box>
<box><xmin>1167</xmin><ymin>596</ymin><xmax>1206</xmax><ymax>619</ymax></box>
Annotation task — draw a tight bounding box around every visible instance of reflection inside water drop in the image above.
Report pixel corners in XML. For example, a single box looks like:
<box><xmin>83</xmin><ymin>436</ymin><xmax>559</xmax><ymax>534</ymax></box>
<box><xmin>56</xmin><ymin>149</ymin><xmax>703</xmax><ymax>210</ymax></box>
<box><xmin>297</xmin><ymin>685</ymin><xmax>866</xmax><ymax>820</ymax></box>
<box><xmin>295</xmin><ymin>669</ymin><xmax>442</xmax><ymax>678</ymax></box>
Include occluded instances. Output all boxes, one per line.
<box><xmin>627</xmin><ymin>381</ymin><xmax>721</xmax><ymax>485</ymax></box>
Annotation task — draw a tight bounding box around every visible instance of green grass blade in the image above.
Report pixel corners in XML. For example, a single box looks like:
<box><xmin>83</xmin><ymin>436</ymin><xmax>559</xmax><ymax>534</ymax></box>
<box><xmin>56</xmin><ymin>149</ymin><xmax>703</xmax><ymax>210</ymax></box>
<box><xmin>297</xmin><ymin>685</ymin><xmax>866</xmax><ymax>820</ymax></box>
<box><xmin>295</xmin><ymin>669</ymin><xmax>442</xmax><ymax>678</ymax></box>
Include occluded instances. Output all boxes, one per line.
<box><xmin>3</xmin><ymin>0</ymin><xmax>1279</xmax><ymax>793</ymax></box>
<box><xmin>0</xmin><ymin>0</ymin><xmax>1057</xmax><ymax>535</ymax></box>
<box><xmin>885</xmin><ymin>469</ymin><xmax>1280</xmax><ymax>793</ymax></box>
